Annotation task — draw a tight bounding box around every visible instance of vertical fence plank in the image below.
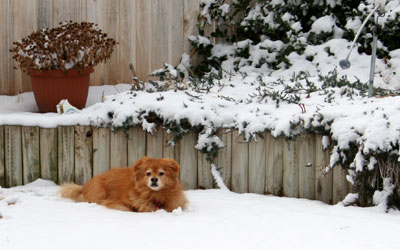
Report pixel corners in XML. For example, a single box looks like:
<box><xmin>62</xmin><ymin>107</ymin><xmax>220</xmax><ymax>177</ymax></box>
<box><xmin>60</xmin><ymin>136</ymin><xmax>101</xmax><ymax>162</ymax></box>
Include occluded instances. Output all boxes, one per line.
<box><xmin>40</xmin><ymin>128</ymin><xmax>58</xmax><ymax>183</ymax></box>
<box><xmin>53</xmin><ymin>0</ymin><xmax>86</xmax><ymax>25</ymax></box>
<box><xmin>333</xmin><ymin>165</ymin><xmax>349</xmax><ymax>204</ymax></box>
<box><xmin>265</xmin><ymin>133</ymin><xmax>274</xmax><ymax>194</ymax></box>
<box><xmin>119</xmin><ymin>0</ymin><xmax>135</xmax><ymax>84</ymax></box>
<box><xmin>146</xmin><ymin>127</ymin><xmax>164</xmax><ymax>158</ymax></box>
<box><xmin>37</xmin><ymin>0</ymin><xmax>53</xmax><ymax>29</ymax></box>
<box><xmin>283</xmin><ymin>138</ymin><xmax>298</xmax><ymax>198</ymax></box>
<box><xmin>163</xmin><ymin>130</ymin><xmax>180</xmax><ymax>162</ymax></box>
<box><xmin>179</xmin><ymin>132</ymin><xmax>198</xmax><ymax>190</ymax></box>
<box><xmin>128</xmin><ymin>127</ymin><xmax>147</xmax><ymax>165</ymax></box>
<box><xmin>151</xmin><ymin>0</ymin><xmax>169</xmax><ymax>78</ymax></box>
<box><xmin>297</xmin><ymin>134</ymin><xmax>316</xmax><ymax>200</ymax></box>
<box><xmin>87</xmin><ymin>0</ymin><xmax>105</xmax><ymax>86</ymax></box>
<box><xmin>5</xmin><ymin>126</ymin><xmax>23</xmax><ymax>187</ymax></box>
<box><xmin>74</xmin><ymin>126</ymin><xmax>93</xmax><ymax>185</ymax></box>
<box><xmin>216</xmin><ymin>129</ymin><xmax>232</xmax><ymax>189</ymax></box>
<box><xmin>110</xmin><ymin>129</ymin><xmax>128</xmax><ymax>168</ymax></box>
<box><xmin>93</xmin><ymin>127</ymin><xmax>110</xmax><ymax>175</ymax></box>
<box><xmin>102</xmin><ymin>0</ymin><xmax>120</xmax><ymax>84</ymax></box>
<box><xmin>315</xmin><ymin>135</ymin><xmax>333</xmax><ymax>204</ymax></box>
<box><xmin>231</xmin><ymin>130</ymin><xmax>248</xmax><ymax>193</ymax></box>
<box><xmin>249</xmin><ymin>133</ymin><xmax>266</xmax><ymax>194</ymax></box>
<box><xmin>22</xmin><ymin>126</ymin><xmax>40</xmax><ymax>184</ymax></box>
<box><xmin>58</xmin><ymin>126</ymin><xmax>75</xmax><ymax>184</ymax></box>
<box><xmin>168</xmin><ymin>0</ymin><xmax>184</xmax><ymax>65</ymax></box>
<box><xmin>272</xmin><ymin>136</ymin><xmax>284</xmax><ymax>196</ymax></box>
<box><xmin>197</xmin><ymin>152</ymin><xmax>214</xmax><ymax>189</ymax></box>
<box><xmin>0</xmin><ymin>126</ymin><xmax>5</xmax><ymax>187</ymax></box>
<box><xmin>136</xmin><ymin>0</ymin><xmax>152</xmax><ymax>81</ymax></box>
<box><xmin>183</xmin><ymin>0</ymin><xmax>199</xmax><ymax>54</ymax></box>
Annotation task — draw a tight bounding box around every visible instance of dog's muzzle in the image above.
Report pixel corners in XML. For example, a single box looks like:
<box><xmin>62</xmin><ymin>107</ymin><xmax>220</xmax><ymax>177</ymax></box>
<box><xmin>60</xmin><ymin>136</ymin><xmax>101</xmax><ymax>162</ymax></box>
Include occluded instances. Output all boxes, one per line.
<box><xmin>150</xmin><ymin>177</ymin><xmax>159</xmax><ymax>187</ymax></box>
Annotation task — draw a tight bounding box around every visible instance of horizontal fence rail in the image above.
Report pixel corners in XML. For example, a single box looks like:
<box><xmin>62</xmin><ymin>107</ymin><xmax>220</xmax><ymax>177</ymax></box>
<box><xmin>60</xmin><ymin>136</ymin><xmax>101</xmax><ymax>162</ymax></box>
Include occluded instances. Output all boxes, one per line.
<box><xmin>0</xmin><ymin>0</ymin><xmax>200</xmax><ymax>95</ymax></box>
<box><xmin>0</xmin><ymin>125</ymin><xmax>351</xmax><ymax>205</ymax></box>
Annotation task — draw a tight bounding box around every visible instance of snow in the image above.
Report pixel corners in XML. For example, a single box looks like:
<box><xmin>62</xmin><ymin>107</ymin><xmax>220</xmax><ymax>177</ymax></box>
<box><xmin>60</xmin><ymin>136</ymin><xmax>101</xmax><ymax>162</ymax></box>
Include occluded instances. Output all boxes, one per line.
<box><xmin>0</xmin><ymin>180</ymin><xmax>399</xmax><ymax>250</ymax></box>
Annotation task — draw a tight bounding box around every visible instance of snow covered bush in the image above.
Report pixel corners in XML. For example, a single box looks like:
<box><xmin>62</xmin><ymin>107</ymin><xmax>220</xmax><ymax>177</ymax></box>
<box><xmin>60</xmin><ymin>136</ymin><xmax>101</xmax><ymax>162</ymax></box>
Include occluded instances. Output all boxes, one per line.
<box><xmin>189</xmin><ymin>0</ymin><xmax>400</xmax><ymax>76</ymax></box>
<box><xmin>10</xmin><ymin>21</ymin><xmax>117</xmax><ymax>73</ymax></box>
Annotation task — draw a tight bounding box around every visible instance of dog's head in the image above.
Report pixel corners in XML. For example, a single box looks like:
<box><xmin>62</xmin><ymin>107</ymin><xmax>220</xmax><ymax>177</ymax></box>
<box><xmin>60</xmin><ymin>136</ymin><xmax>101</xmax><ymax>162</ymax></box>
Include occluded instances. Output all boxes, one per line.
<box><xmin>132</xmin><ymin>157</ymin><xmax>180</xmax><ymax>191</ymax></box>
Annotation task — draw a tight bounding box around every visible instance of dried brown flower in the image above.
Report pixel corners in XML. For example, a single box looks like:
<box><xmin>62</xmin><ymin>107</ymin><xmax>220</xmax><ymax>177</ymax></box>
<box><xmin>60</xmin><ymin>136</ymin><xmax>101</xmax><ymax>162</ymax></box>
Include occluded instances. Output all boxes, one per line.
<box><xmin>10</xmin><ymin>21</ymin><xmax>117</xmax><ymax>73</ymax></box>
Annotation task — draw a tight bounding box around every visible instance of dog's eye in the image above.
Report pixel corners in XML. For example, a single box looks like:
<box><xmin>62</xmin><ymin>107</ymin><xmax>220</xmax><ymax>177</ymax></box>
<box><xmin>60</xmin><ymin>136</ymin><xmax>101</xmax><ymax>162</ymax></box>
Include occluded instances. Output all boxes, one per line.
<box><xmin>159</xmin><ymin>172</ymin><xmax>165</xmax><ymax>176</ymax></box>
<box><xmin>146</xmin><ymin>172</ymin><xmax>151</xmax><ymax>176</ymax></box>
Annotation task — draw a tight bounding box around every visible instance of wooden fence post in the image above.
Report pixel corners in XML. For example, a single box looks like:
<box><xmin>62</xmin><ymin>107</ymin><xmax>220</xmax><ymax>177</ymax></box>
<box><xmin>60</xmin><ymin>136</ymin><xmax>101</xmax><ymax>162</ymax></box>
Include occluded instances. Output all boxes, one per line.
<box><xmin>128</xmin><ymin>126</ymin><xmax>146</xmax><ymax>165</ymax></box>
<box><xmin>0</xmin><ymin>126</ymin><xmax>4</xmax><ymax>187</ymax></box>
<box><xmin>22</xmin><ymin>126</ymin><xmax>40</xmax><ymax>184</ymax></box>
<box><xmin>333</xmin><ymin>164</ymin><xmax>349</xmax><ymax>204</ymax></box>
<box><xmin>110</xmin><ymin>129</ymin><xmax>128</xmax><ymax>168</ymax></box>
<box><xmin>58</xmin><ymin>126</ymin><xmax>74</xmax><ymax>184</ymax></box>
<box><xmin>163</xmin><ymin>129</ymin><xmax>180</xmax><ymax>162</ymax></box>
<box><xmin>297</xmin><ymin>134</ymin><xmax>316</xmax><ymax>200</ymax></box>
<box><xmin>93</xmin><ymin>127</ymin><xmax>111</xmax><ymax>176</ymax></box>
<box><xmin>249</xmin><ymin>133</ymin><xmax>266</xmax><ymax>194</ymax></box>
<box><xmin>315</xmin><ymin>135</ymin><xmax>333</xmax><ymax>204</ymax></box>
<box><xmin>232</xmin><ymin>130</ymin><xmax>248</xmax><ymax>193</ymax></box>
<box><xmin>5</xmin><ymin>125</ymin><xmax>23</xmax><ymax>187</ymax></box>
<box><xmin>179</xmin><ymin>132</ymin><xmax>198</xmax><ymax>190</ymax></box>
<box><xmin>283</xmin><ymin>138</ymin><xmax>298</xmax><ymax>198</ymax></box>
<box><xmin>40</xmin><ymin>128</ymin><xmax>58</xmax><ymax>183</ymax></box>
<box><xmin>74</xmin><ymin>126</ymin><xmax>93</xmax><ymax>185</ymax></box>
<box><xmin>146</xmin><ymin>126</ymin><xmax>163</xmax><ymax>158</ymax></box>
<box><xmin>197</xmin><ymin>152</ymin><xmax>214</xmax><ymax>189</ymax></box>
<box><xmin>216</xmin><ymin>129</ymin><xmax>232</xmax><ymax>189</ymax></box>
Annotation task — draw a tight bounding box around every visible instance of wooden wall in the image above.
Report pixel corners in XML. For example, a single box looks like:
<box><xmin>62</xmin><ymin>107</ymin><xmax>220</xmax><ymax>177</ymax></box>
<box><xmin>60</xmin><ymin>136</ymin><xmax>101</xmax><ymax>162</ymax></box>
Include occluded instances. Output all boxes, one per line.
<box><xmin>0</xmin><ymin>0</ymin><xmax>200</xmax><ymax>95</ymax></box>
<box><xmin>0</xmin><ymin>125</ymin><xmax>351</xmax><ymax>205</ymax></box>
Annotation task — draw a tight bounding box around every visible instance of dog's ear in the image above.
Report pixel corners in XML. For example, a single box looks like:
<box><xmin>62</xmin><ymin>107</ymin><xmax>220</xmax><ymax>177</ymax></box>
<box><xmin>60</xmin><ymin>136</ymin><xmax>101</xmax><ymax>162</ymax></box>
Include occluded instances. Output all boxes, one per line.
<box><xmin>132</xmin><ymin>156</ymin><xmax>149</xmax><ymax>172</ymax></box>
<box><xmin>164</xmin><ymin>158</ymin><xmax>180</xmax><ymax>173</ymax></box>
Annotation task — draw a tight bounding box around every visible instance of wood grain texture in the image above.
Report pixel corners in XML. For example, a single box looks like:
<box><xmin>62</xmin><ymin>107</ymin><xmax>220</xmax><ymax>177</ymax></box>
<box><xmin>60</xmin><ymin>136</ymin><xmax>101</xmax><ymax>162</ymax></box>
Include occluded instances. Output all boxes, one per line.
<box><xmin>74</xmin><ymin>126</ymin><xmax>93</xmax><ymax>185</ymax></box>
<box><xmin>168</xmin><ymin>0</ymin><xmax>184</xmax><ymax>65</ymax></box>
<box><xmin>216</xmin><ymin>129</ymin><xmax>232</xmax><ymax>189</ymax></box>
<box><xmin>183</xmin><ymin>0</ymin><xmax>200</xmax><ymax>54</ymax></box>
<box><xmin>4</xmin><ymin>125</ymin><xmax>23</xmax><ymax>187</ymax></box>
<box><xmin>197</xmin><ymin>152</ymin><xmax>214</xmax><ymax>189</ymax></box>
<box><xmin>110</xmin><ymin>129</ymin><xmax>128</xmax><ymax>168</ymax></box>
<box><xmin>272</xmin><ymin>136</ymin><xmax>284</xmax><ymax>196</ymax></box>
<box><xmin>163</xmin><ymin>130</ymin><xmax>180</xmax><ymax>162</ymax></box>
<box><xmin>333</xmin><ymin>164</ymin><xmax>349</xmax><ymax>204</ymax></box>
<box><xmin>58</xmin><ymin>126</ymin><xmax>75</xmax><ymax>184</ymax></box>
<box><xmin>249</xmin><ymin>133</ymin><xmax>266</xmax><ymax>194</ymax></box>
<box><xmin>265</xmin><ymin>133</ymin><xmax>274</xmax><ymax>194</ymax></box>
<box><xmin>146</xmin><ymin>127</ymin><xmax>163</xmax><ymax>158</ymax></box>
<box><xmin>0</xmin><ymin>126</ymin><xmax>5</xmax><ymax>187</ymax></box>
<box><xmin>136</xmin><ymin>0</ymin><xmax>152</xmax><ymax>81</ymax></box>
<box><xmin>93</xmin><ymin>127</ymin><xmax>110</xmax><ymax>176</ymax></box>
<box><xmin>119</xmin><ymin>0</ymin><xmax>136</xmax><ymax>84</ymax></box>
<box><xmin>282</xmin><ymin>138</ymin><xmax>298</xmax><ymax>198</ymax></box>
<box><xmin>179</xmin><ymin>132</ymin><xmax>197</xmax><ymax>190</ymax></box>
<box><xmin>22</xmin><ymin>126</ymin><xmax>40</xmax><ymax>184</ymax></box>
<box><xmin>231</xmin><ymin>130</ymin><xmax>248</xmax><ymax>193</ymax></box>
<box><xmin>297</xmin><ymin>134</ymin><xmax>315</xmax><ymax>200</ymax></box>
<box><xmin>40</xmin><ymin>128</ymin><xmax>58</xmax><ymax>183</ymax></box>
<box><xmin>128</xmin><ymin>127</ymin><xmax>146</xmax><ymax>165</ymax></box>
<box><xmin>314</xmin><ymin>135</ymin><xmax>333</xmax><ymax>204</ymax></box>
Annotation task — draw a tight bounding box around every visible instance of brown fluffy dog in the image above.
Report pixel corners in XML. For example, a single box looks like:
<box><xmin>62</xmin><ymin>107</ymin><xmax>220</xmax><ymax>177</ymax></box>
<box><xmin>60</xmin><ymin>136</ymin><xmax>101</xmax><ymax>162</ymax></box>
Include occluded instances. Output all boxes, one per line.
<box><xmin>59</xmin><ymin>157</ymin><xmax>188</xmax><ymax>212</ymax></box>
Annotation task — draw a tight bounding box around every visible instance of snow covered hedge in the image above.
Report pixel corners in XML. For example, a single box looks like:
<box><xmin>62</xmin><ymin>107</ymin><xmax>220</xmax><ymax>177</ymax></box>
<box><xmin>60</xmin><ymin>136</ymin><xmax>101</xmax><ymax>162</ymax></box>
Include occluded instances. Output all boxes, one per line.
<box><xmin>93</xmin><ymin>0</ymin><xmax>400</xmax><ymax>209</ymax></box>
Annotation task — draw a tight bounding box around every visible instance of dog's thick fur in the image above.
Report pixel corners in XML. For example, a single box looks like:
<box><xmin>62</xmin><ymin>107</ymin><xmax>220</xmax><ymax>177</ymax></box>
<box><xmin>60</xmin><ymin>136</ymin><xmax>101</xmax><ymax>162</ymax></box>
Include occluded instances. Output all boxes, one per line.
<box><xmin>59</xmin><ymin>157</ymin><xmax>187</xmax><ymax>212</ymax></box>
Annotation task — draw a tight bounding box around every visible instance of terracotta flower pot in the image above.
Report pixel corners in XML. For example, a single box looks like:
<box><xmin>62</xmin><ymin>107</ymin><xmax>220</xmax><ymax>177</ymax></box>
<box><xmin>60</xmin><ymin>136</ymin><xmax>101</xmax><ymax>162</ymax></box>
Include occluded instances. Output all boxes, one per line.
<box><xmin>30</xmin><ymin>67</ymin><xmax>94</xmax><ymax>113</ymax></box>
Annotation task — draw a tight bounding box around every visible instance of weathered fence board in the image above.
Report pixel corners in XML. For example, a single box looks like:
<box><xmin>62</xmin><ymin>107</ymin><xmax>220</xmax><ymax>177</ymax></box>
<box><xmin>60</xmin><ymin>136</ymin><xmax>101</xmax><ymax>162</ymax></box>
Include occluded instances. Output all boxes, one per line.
<box><xmin>0</xmin><ymin>0</ymin><xmax>201</xmax><ymax>95</ymax></box>
<box><xmin>179</xmin><ymin>132</ymin><xmax>198</xmax><ymax>190</ymax></box>
<box><xmin>315</xmin><ymin>135</ymin><xmax>333</xmax><ymax>204</ymax></box>
<box><xmin>231</xmin><ymin>130</ymin><xmax>248</xmax><ymax>193</ymax></box>
<box><xmin>146</xmin><ymin>127</ymin><xmax>164</xmax><ymax>158</ymax></box>
<box><xmin>249</xmin><ymin>133</ymin><xmax>266</xmax><ymax>194</ymax></box>
<box><xmin>40</xmin><ymin>128</ymin><xmax>58</xmax><ymax>183</ymax></box>
<box><xmin>333</xmin><ymin>164</ymin><xmax>349</xmax><ymax>204</ymax></box>
<box><xmin>110</xmin><ymin>129</ymin><xmax>128</xmax><ymax>168</ymax></box>
<box><xmin>282</xmin><ymin>138</ymin><xmax>298</xmax><ymax>198</ymax></box>
<box><xmin>22</xmin><ymin>126</ymin><xmax>40</xmax><ymax>184</ymax></box>
<box><xmin>4</xmin><ymin>125</ymin><xmax>23</xmax><ymax>187</ymax></box>
<box><xmin>0</xmin><ymin>126</ymin><xmax>4</xmax><ymax>187</ymax></box>
<box><xmin>297</xmin><ymin>134</ymin><xmax>316</xmax><ymax>200</ymax></box>
<box><xmin>57</xmin><ymin>126</ymin><xmax>74</xmax><ymax>184</ymax></box>
<box><xmin>0</xmin><ymin>125</ymin><xmax>352</xmax><ymax>206</ymax></box>
<box><xmin>216</xmin><ymin>129</ymin><xmax>232</xmax><ymax>189</ymax></box>
<box><xmin>93</xmin><ymin>127</ymin><xmax>110</xmax><ymax>176</ymax></box>
<box><xmin>128</xmin><ymin>127</ymin><xmax>147</xmax><ymax>166</ymax></box>
<box><xmin>74</xmin><ymin>126</ymin><xmax>93</xmax><ymax>185</ymax></box>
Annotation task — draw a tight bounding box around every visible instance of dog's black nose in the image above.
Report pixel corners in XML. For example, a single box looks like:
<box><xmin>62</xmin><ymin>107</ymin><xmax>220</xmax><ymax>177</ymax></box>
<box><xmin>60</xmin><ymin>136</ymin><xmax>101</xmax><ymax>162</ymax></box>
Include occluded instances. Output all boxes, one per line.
<box><xmin>151</xmin><ymin>177</ymin><xmax>158</xmax><ymax>183</ymax></box>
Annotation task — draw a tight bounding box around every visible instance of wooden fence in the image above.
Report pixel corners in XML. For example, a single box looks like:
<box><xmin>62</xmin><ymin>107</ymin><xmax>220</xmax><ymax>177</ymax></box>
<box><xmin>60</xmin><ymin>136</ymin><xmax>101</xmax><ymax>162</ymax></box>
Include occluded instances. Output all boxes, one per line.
<box><xmin>0</xmin><ymin>125</ymin><xmax>351</xmax><ymax>205</ymax></box>
<box><xmin>0</xmin><ymin>0</ymin><xmax>200</xmax><ymax>95</ymax></box>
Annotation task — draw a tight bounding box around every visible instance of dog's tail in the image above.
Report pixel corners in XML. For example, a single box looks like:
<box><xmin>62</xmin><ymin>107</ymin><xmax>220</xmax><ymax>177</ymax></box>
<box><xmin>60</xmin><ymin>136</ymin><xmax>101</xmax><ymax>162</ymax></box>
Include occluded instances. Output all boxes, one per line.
<box><xmin>59</xmin><ymin>183</ymin><xmax>84</xmax><ymax>202</ymax></box>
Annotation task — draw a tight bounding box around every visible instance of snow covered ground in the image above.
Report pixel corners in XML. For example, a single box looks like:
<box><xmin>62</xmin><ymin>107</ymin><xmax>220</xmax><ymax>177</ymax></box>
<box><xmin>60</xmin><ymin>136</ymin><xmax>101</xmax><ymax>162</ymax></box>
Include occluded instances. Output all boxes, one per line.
<box><xmin>0</xmin><ymin>179</ymin><xmax>399</xmax><ymax>250</ymax></box>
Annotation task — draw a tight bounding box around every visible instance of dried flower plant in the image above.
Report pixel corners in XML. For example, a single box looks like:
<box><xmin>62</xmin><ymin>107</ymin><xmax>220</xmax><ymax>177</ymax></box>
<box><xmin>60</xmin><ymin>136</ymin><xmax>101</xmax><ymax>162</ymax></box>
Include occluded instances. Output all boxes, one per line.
<box><xmin>10</xmin><ymin>21</ymin><xmax>117</xmax><ymax>73</ymax></box>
